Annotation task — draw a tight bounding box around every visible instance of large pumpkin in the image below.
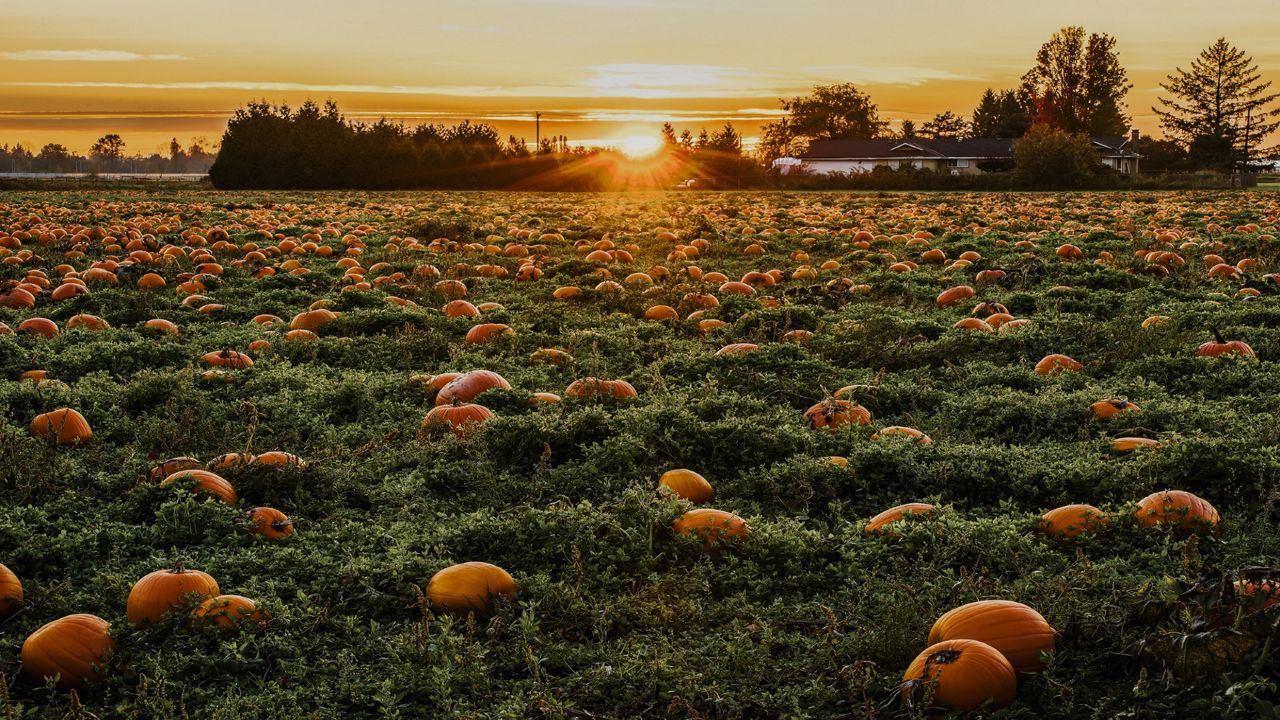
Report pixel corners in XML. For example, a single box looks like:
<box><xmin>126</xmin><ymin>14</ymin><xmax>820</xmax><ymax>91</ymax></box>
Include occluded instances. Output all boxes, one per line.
<box><xmin>160</xmin><ymin>469</ymin><xmax>238</xmax><ymax>505</ymax></box>
<box><xmin>928</xmin><ymin>600</ymin><xmax>1056</xmax><ymax>673</ymax></box>
<box><xmin>901</xmin><ymin>639</ymin><xmax>1016</xmax><ymax>712</ymax></box>
<box><xmin>435</xmin><ymin>370</ymin><xmax>511</xmax><ymax>406</ymax></box>
<box><xmin>0</xmin><ymin>562</ymin><xmax>22</xmax><ymax>618</ymax></box>
<box><xmin>658</xmin><ymin>469</ymin><xmax>715</xmax><ymax>503</ymax></box>
<box><xmin>423</xmin><ymin>402</ymin><xmax>494</xmax><ymax>438</ymax></box>
<box><xmin>427</xmin><ymin>562</ymin><xmax>517</xmax><ymax>617</ymax></box>
<box><xmin>1134</xmin><ymin>490</ymin><xmax>1219</xmax><ymax>532</ymax></box>
<box><xmin>127</xmin><ymin>563</ymin><xmax>221</xmax><ymax>626</ymax></box>
<box><xmin>1040</xmin><ymin>504</ymin><xmax>1107</xmax><ymax>539</ymax></box>
<box><xmin>672</xmin><ymin>509</ymin><xmax>750</xmax><ymax>550</ymax></box>
<box><xmin>29</xmin><ymin>408</ymin><xmax>93</xmax><ymax>445</ymax></box>
<box><xmin>22</xmin><ymin>614</ymin><xmax>115</xmax><ymax>689</ymax></box>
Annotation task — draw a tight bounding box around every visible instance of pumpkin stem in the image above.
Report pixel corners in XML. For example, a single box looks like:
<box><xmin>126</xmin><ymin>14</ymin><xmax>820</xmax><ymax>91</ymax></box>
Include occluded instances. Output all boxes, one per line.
<box><xmin>173</xmin><ymin>560</ymin><xmax>186</xmax><ymax>574</ymax></box>
<box><xmin>1209</xmin><ymin>325</ymin><xmax>1225</xmax><ymax>344</ymax></box>
<box><xmin>272</xmin><ymin>520</ymin><xmax>293</xmax><ymax>531</ymax></box>
<box><xmin>926</xmin><ymin>648</ymin><xmax>962</xmax><ymax>667</ymax></box>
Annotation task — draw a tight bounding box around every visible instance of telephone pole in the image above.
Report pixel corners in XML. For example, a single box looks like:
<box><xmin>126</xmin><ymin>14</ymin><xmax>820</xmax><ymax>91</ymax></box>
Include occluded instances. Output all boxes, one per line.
<box><xmin>535</xmin><ymin>112</ymin><xmax>542</xmax><ymax>150</ymax></box>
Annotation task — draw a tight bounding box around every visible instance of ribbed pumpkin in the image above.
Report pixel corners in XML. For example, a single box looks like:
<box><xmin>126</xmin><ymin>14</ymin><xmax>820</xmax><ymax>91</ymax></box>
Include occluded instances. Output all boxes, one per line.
<box><xmin>1035</xmin><ymin>354</ymin><xmax>1083</xmax><ymax>375</ymax></box>
<box><xmin>29</xmin><ymin>408</ymin><xmax>93</xmax><ymax>445</ymax></box>
<box><xmin>0</xmin><ymin>562</ymin><xmax>22</xmax><ymax>618</ymax></box>
<box><xmin>672</xmin><ymin>509</ymin><xmax>750</xmax><ymax>549</ymax></box>
<box><xmin>427</xmin><ymin>562</ymin><xmax>517</xmax><ymax>617</ymax></box>
<box><xmin>803</xmin><ymin>398</ymin><xmax>871</xmax><ymax>429</ymax></box>
<box><xmin>435</xmin><ymin>370</ymin><xmax>511</xmax><ymax>405</ymax></box>
<box><xmin>902</xmin><ymin>639</ymin><xmax>1016</xmax><ymax>712</ymax></box>
<box><xmin>201</xmin><ymin>349</ymin><xmax>254</xmax><ymax>369</ymax></box>
<box><xmin>289</xmin><ymin>308</ymin><xmax>338</xmax><ymax>331</ymax></box>
<box><xmin>127</xmin><ymin>563</ymin><xmax>221</xmax><ymax>626</ymax></box>
<box><xmin>936</xmin><ymin>285</ymin><xmax>976</xmax><ymax>307</ymax></box>
<box><xmin>248</xmin><ymin>507</ymin><xmax>295</xmax><ymax>540</ymax></box>
<box><xmin>192</xmin><ymin>594</ymin><xmax>270</xmax><ymax>630</ymax></box>
<box><xmin>1040</xmin><ymin>504</ymin><xmax>1108</xmax><ymax>538</ymax></box>
<box><xmin>253</xmin><ymin>451</ymin><xmax>306</xmax><ymax>469</ymax></box>
<box><xmin>464</xmin><ymin>323</ymin><xmax>514</xmax><ymax>344</ymax></box>
<box><xmin>658</xmin><ymin>469</ymin><xmax>715</xmax><ymax>503</ymax></box>
<box><xmin>21</xmin><ymin>614</ymin><xmax>115</xmax><ymax>689</ymax></box>
<box><xmin>1089</xmin><ymin>399</ymin><xmax>1140</xmax><ymax>420</ymax></box>
<box><xmin>161</xmin><ymin>469</ymin><xmax>238</xmax><ymax>505</ymax></box>
<box><xmin>865</xmin><ymin>503</ymin><xmax>935</xmax><ymax>535</ymax></box>
<box><xmin>151</xmin><ymin>456</ymin><xmax>201</xmax><ymax>480</ymax></box>
<box><xmin>442</xmin><ymin>300</ymin><xmax>481</xmax><ymax>318</ymax></box>
<box><xmin>1134</xmin><ymin>490</ymin><xmax>1219</xmax><ymax>532</ymax></box>
<box><xmin>565</xmin><ymin>377</ymin><xmax>638</xmax><ymax>400</ymax></box>
<box><xmin>423</xmin><ymin>402</ymin><xmax>494</xmax><ymax>437</ymax></box>
<box><xmin>928</xmin><ymin>600</ymin><xmax>1056</xmax><ymax>674</ymax></box>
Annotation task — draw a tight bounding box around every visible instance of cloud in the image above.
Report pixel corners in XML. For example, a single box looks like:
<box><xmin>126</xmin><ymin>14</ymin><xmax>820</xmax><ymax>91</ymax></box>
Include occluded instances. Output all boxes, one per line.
<box><xmin>0</xmin><ymin>49</ymin><xmax>188</xmax><ymax>62</ymax></box>
<box><xmin>804</xmin><ymin>64</ymin><xmax>980</xmax><ymax>86</ymax></box>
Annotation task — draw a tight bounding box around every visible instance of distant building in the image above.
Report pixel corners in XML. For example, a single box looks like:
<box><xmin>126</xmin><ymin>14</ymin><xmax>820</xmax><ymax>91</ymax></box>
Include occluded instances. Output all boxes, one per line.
<box><xmin>775</xmin><ymin>129</ymin><xmax>1141</xmax><ymax>176</ymax></box>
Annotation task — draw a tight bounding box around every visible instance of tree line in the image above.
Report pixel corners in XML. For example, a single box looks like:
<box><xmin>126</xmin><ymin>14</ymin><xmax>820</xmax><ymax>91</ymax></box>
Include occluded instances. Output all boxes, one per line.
<box><xmin>0</xmin><ymin>136</ymin><xmax>215</xmax><ymax>175</ymax></box>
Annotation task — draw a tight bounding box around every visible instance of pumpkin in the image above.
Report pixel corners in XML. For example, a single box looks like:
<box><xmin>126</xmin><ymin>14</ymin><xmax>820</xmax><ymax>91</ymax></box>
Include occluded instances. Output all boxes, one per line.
<box><xmin>66</xmin><ymin>314</ymin><xmax>109</xmax><ymax>331</ymax></box>
<box><xmin>248</xmin><ymin>507</ymin><xmax>295</xmax><ymax>540</ymax></box>
<box><xmin>716</xmin><ymin>342</ymin><xmax>759</xmax><ymax>356</ymax></box>
<box><xmin>1134</xmin><ymin>490</ymin><xmax>1219</xmax><ymax>532</ymax></box>
<box><xmin>865</xmin><ymin>503</ymin><xmax>935</xmax><ymax>535</ymax></box>
<box><xmin>464</xmin><ymin>323</ymin><xmax>514</xmax><ymax>345</ymax></box>
<box><xmin>1197</xmin><ymin>328</ymin><xmax>1256</xmax><ymax>358</ymax></box>
<box><xmin>161</xmin><ymin>469</ymin><xmax>238</xmax><ymax>505</ymax></box>
<box><xmin>144</xmin><ymin>318</ymin><xmax>180</xmax><ymax>335</ymax></box>
<box><xmin>1113</xmin><ymin>437</ymin><xmax>1160</xmax><ymax>452</ymax></box>
<box><xmin>565</xmin><ymin>377</ymin><xmax>638</xmax><ymax>400</ymax></box>
<box><xmin>208</xmin><ymin>452</ymin><xmax>256</xmax><ymax>471</ymax></box>
<box><xmin>1040</xmin><ymin>504</ymin><xmax>1108</xmax><ymax>538</ymax></box>
<box><xmin>21</xmin><ymin>614</ymin><xmax>115</xmax><ymax>689</ymax></box>
<box><xmin>127</xmin><ymin>563</ymin><xmax>221</xmax><ymax>626</ymax></box>
<box><xmin>936</xmin><ymin>285</ymin><xmax>976</xmax><ymax>307</ymax></box>
<box><xmin>290</xmin><ymin>308</ymin><xmax>338</xmax><ymax>331</ymax></box>
<box><xmin>18</xmin><ymin>317</ymin><xmax>59</xmax><ymax>338</ymax></box>
<box><xmin>658</xmin><ymin>469</ymin><xmax>715</xmax><ymax>503</ymax></box>
<box><xmin>423</xmin><ymin>402</ymin><xmax>494</xmax><ymax>438</ymax></box>
<box><xmin>1035</xmin><ymin>354</ymin><xmax>1083</xmax><ymax>375</ymax></box>
<box><xmin>253</xmin><ymin>451</ymin><xmax>306</xmax><ymax>469</ymax></box>
<box><xmin>427</xmin><ymin>562</ymin><xmax>517</xmax><ymax>617</ymax></box>
<box><xmin>436</xmin><ymin>370</ymin><xmax>511</xmax><ymax>405</ymax></box>
<box><xmin>201</xmin><ymin>349</ymin><xmax>254</xmax><ymax>369</ymax></box>
<box><xmin>803</xmin><ymin>398</ymin><xmax>871</xmax><ymax>429</ymax></box>
<box><xmin>928</xmin><ymin>600</ymin><xmax>1056</xmax><ymax>673</ymax></box>
<box><xmin>0</xmin><ymin>562</ymin><xmax>22</xmax><ymax>618</ymax></box>
<box><xmin>902</xmin><ymin>639</ymin><xmax>1016</xmax><ymax>712</ymax></box>
<box><xmin>529</xmin><ymin>348</ymin><xmax>574</xmax><ymax>366</ymax></box>
<box><xmin>1235</xmin><ymin>580</ymin><xmax>1280</xmax><ymax>609</ymax></box>
<box><xmin>192</xmin><ymin>594</ymin><xmax>270</xmax><ymax>630</ymax></box>
<box><xmin>30</xmin><ymin>408</ymin><xmax>93</xmax><ymax>445</ymax></box>
<box><xmin>151</xmin><ymin>456</ymin><xmax>201</xmax><ymax>480</ymax></box>
<box><xmin>872</xmin><ymin>426</ymin><xmax>932</xmax><ymax>444</ymax></box>
<box><xmin>442</xmin><ymin>299</ymin><xmax>480</xmax><ymax>318</ymax></box>
<box><xmin>1089</xmin><ymin>399</ymin><xmax>1140</xmax><ymax>420</ymax></box>
<box><xmin>673</xmin><ymin>509</ymin><xmax>751</xmax><ymax>549</ymax></box>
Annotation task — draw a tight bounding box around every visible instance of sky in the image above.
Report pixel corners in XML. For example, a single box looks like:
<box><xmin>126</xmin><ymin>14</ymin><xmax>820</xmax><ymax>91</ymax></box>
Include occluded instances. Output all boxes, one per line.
<box><xmin>2</xmin><ymin>0</ymin><xmax>1278</xmax><ymax>156</ymax></box>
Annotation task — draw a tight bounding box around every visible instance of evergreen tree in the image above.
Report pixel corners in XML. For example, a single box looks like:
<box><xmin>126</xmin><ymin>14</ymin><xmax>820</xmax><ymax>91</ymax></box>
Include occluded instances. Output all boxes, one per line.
<box><xmin>1020</xmin><ymin>26</ymin><xmax>1132</xmax><ymax>136</ymax></box>
<box><xmin>920</xmin><ymin>111</ymin><xmax>969</xmax><ymax>139</ymax></box>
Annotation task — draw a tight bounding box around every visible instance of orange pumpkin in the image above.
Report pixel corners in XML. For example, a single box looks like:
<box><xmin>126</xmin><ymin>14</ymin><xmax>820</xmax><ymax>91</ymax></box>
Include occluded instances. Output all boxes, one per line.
<box><xmin>253</xmin><ymin>451</ymin><xmax>306</xmax><ymax>469</ymax></box>
<box><xmin>427</xmin><ymin>562</ymin><xmax>517</xmax><ymax>617</ymax></box>
<box><xmin>564</xmin><ymin>377</ymin><xmax>638</xmax><ymax>400</ymax></box>
<box><xmin>29</xmin><ymin>408</ymin><xmax>93</xmax><ymax>445</ymax></box>
<box><xmin>248</xmin><ymin>507</ymin><xmax>295</xmax><ymax>540</ymax></box>
<box><xmin>871</xmin><ymin>426</ymin><xmax>932</xmax><ymax>444</ymax></box>
<box><xmin>442</xmin><ymin>299</ymin><xmax>481</xmax><ymax>318</ymax></box>
<box><xmin>936</xmin><ymin>285</ymin><xmax>976</xmax><ymax>307</ymax></box>
<box><xmin>1089</xmin><ymin>399</ymin><xmax>1139</xmax><ymax>420</ymax></box>
<box><xmin>151</xmin><ymin>456</ymin><xmax>202</xmax><ymax>480</ymax></box>
<box><xmin>161</xmin><ymin>469</ymin><xmax>238</xmax><ymax>505</ymax></box>
<box><xmin>1134</xmin><ymin>490</ymin><xmax>1219</xmax><ymax>532</ymax></box>
<box><xmin>290</xmin><ymin>308</ymin><xmax>338</xmax><ymax>331</ymax></box>
<box><xmin>192</xmin><ymin>594</ymin><xmax>270</xmax><ymax>630</ymax></box>
<box><xmin>423</xmin><ymin>402</ymin><xmax>495</xmax><ymax>438</ymax></box>
<box><xmin>803</xmin><ymin>398</ymin><xmax>871</xmax><ymax>429</ymax></box>
<box><xmin>928</xmin><ymin>600</ymin><xmax>1056</xmax><ymax>673</ymax></box>
<box><xmin>0</xmin><ymin>562</ymin><xmax>22</xmax><ymax>619</ymax></box>
<box><xmin>436</xmin><ymin>370</ymin><xmax>511</xmax><ymax>405</ymax></box>
<box><xmin>1040</xmin><ymin>504</ymin><xmax>1108</xmax><ymax>538</ymax></box>
<box><xmin>127</xmin><ymin>563</ymin><xmax>221</xmax><ymax>626</ymax></box>
<box><xmin>1197</xmin><ymin>330</ymin><xmax>1256</xmax><ymax>358</ymax></box>
<box><xmin>201</xmin><ymin>349</ymin><xmax>254</xmax><ymax>369</ymax></box>
<box><xmin>529</xmin><ymin>348</ymin><xmax>574</xmax><ymax>366</ymax></box>
<box><xmin>901</xmin><ymin>639</ymin><xmax>1016</xmax><ymax>712</ymax></box>
<box><xmin>865</xmin><ymin>503</ymin><xmax>935</xmax><ymax>535</ymax></box>
<box><xmin>1035</xmin><ymin>354</ymin><xmax>1083</xmax><ymax>375</ymax></box>
<box><xmin>464</xmin><ymin>323</ymin><xmax>514</xmax><ymax>345</ymax></box>
<box><xmin>21</xmin><ymin>614</ymin><xmax>115</xmax><ymax>689</ymax></box>
<box><xmin>658</xmin><ymin>469</ymin><xmax>715</xmax><ymax>503</ymax></box>
<box><xmin>673</xmin><ymin>509</ymin><xmax>751</xmax><ymax>550</ymax></box>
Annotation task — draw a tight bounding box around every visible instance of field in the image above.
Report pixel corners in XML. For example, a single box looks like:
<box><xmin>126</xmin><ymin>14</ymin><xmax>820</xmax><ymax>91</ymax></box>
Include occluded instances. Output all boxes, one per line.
<box><xmin>1</xmin><ymin>189</ymin><xmax>1280</xmax><ymax>718</ymax></box>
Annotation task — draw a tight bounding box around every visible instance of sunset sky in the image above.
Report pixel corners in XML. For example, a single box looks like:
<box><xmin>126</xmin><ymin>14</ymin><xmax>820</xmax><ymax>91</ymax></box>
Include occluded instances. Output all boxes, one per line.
<box><xmin>3</xmin><ymin>0</ymin><xmax>1278</xmax><ymax>156</ymax></box>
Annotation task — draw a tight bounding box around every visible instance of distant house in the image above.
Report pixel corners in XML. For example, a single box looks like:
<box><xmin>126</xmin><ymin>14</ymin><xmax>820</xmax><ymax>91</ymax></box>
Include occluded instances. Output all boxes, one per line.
<box><xmin>776</xmin><ymin>129</ymin><xmax>1141</xmax><ymax>176</ymax></box>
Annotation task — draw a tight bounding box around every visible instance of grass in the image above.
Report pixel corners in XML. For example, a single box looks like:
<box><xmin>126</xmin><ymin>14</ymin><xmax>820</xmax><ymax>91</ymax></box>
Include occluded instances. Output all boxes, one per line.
<box><xmin>1</xmin><ymin>190</ymin><xmax>1279</xmax><ymax>718</ymax></box>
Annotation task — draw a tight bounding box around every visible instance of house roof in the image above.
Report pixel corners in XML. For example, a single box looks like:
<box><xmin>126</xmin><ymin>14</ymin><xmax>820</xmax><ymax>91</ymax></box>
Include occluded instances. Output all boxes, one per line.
<box><xmin>800</xmin><ymin>136</ymin><xmax>1139</xmax><ymax>160</ymax></box>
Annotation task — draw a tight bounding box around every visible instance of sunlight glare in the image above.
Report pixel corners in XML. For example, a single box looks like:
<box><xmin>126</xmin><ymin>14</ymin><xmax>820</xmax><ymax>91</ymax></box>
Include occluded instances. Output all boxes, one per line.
<box><xmin>617</xmin><ymin>134</ymin><xmax>662</xmax><ymax>159</ymax></box>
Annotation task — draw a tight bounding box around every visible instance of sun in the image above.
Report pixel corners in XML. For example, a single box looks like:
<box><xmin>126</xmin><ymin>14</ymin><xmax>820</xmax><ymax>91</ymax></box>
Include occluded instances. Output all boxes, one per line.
<box><xmin>616</xmin><ymin>134</ymin><xmax>662</xmax><ymax>159</ymax></box>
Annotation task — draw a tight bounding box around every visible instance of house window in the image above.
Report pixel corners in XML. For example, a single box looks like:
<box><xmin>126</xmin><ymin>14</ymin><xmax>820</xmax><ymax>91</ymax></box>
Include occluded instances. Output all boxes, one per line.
<box><xmin>946</xmin><ymin>159</ymin><xmax>970</xmax><ymax>168</ymax></box>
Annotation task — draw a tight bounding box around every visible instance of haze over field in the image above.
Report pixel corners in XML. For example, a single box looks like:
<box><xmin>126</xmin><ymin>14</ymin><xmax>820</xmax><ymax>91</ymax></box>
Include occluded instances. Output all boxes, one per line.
<box><xmin>3</xmin><ymin>0</ymin><xmax>1279</xmax><ymax>154</ymax></box>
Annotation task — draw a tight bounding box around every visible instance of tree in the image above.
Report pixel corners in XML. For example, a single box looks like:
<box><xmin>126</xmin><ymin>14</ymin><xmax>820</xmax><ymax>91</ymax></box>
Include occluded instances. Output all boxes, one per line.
<box><xmin>920</xmin><ymin>111</ymin><xmax>968</xmax><ymax>139</ymax></box>
<box><xmin>661</xmin><ymin>123</ymin><xmax>679</xmax><ymax>146</ymax></box>
<box><xmin>36</xmin><ymin>143</ymin><xmax>72</xmax><ymax>173</ymax></box>
<box><xmin>899</xmin><ymin>120</ymin><xmax>918</xmax><ymax>140</ymax></box>
<box><xmin>757</xmin><ymin>83</ymin><xmax>888</xmax><ymax>160</ymax></box>
<box><xmin>1013</xmin><ymin>124</ymin><xmax>1105</xmax><ymax>188</ymax></box>
<box><xmin>1020</xmin><ymin>26</ymin><xmax>1131</xmax><ymax>136</ymax></box>
<box><xmin>1153</xmin><ymin>38</ymin><xmax>1280</xmax><ymax>171</ymax></box>
<box><xmin>90</xmin><ymin>134</ymin><xmax>126</xmax><ymax>166</ymax></box>
<box><xmin>1135</xmin><ymin>134</ymin><xmax>1189</xmax><ymax>174</ymax></box>
<box><xmin>971</xmin><ymin>89</ymin><xmax>1033</xmax><ymax>137</ymax></box>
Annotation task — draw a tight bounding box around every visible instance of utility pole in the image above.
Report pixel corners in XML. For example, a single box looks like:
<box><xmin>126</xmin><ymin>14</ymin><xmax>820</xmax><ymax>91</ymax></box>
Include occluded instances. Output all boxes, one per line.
<box><xmin>535</xmin><ymin>112</ymin><xmax>542</xmax><ymax>151</ymax></box>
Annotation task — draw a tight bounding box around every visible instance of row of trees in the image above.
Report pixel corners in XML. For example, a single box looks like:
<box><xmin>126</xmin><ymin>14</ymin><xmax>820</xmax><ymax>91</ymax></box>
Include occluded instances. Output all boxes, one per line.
<box><xmin>0</xmin><ymin>136</ymin><xmax>215</xmax><ymax>174</ymax></box>
<box><xmin>758</xmin><ymin>30</ymin><xmax>1278</xmax><ymax>173</ymax></box>
<box><xmin>207</xmin><ymin>100</ymin><xmax>762</xmax><ymax>190</ymax></box>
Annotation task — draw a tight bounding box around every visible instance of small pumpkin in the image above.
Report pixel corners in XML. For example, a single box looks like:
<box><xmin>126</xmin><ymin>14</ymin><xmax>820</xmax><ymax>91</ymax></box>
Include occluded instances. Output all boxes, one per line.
<box><xmin>21</xmin><ymin>614</ymin><xmax>115</xmax><ymax>689</ymax></box>
<box><xmin>150</xmin><ymin>456</ymin><xmax>201</xmax><ymax>480</ymax></box>
<box><xmin>658</xmin><ymin>469</ymin><xmax>715</xmax><ymax>503</ymax></box>
<box><xmin>201</xmin><ymin>349</ymin><xmax>254</xmax><ymax>369</ymax></box>
<box><xmin>427</xmin><ymin>562</ymin><xmax>517</xmax><ymax>617</ymax></box>
<box><xmin>1089</xmin><ymin>399</ymin><xmax>1140</xmax><ymax>420</ymax></box>
<box><xmin>464</xmin><ymin>322</ymin><xmax>514</xmax><ymax>345</ymax></box>
<box><xmin>1134</xmin><ymin>490</ymin><xmax>1219</xmax><ymax>532</ymax></box>
<box><xmin>192</xmin><ymin>594</ymin><xmax>270</xmax><ymax>630</ymax></box>
<box><xmin>672</xmin><ymin>509</ymin><xmax>750</xmax><ymax>550</ymax></box>
<box><xmin>564</xmin><ymin>377</ymin><xmax>638</xmax><ymax>400</ymax></box>
<box><xmin>0</xmin><ymin>562</ymin><xmax>22</xmax><ymax>619</ymax></box>
<box><xmin>901</xmin><ymin>639</ymin><xmax>1016</xmax><ymax>712</ymax></box>
<box><xmin>436</xmin><ymin>370</ymin><xmax>511</xmax><ymax>405</ymax></box>
<box><xmin>803</xmin><ymin>398</ymin><xmax>871</xmax><ymax>429</ymax></box>
<box><xmin>1035</xmin><ymin>354</ymin><xmax>1083</xmax><ymax>375</ymax></box>
<box><xmin>928</xmin><ymin>600</ymin><xmax>1056</xmax><ymax>673</ymax></box>
<box><xmin>253</xmin><ymin>451</ymin><xmax>306</xmax><ymax>469</ymax></box>
<box><xmin>871</xmin><ymin>426</ymin><xmax>932</xmax><ymax>444</ymax></box>
<box><xmin>29</xmin><ymin>408</ymin><xmax>93</xmax><ymax>445</ymax></box>
<box><xmin>161</xmin><ymin>469</ymin><xmax>238</xmax><ymax>505</ymax></box>
<box><xmin>936</xmin><ymin>285</ymin><xmax>976</xmax><ymax>307</ymax></box>
<box><xmin>1040</xmin><ymin>504</ymin><xmax>1107</xmax><ymax>538</ymax></box>
<box><xmin>127</xmin><ymin>562</ymin><xmax>221</xmax><ymax>626</ymax></box>
<box><xmin>1197</xmin><ymin>327</ymin><xmax>1256</xmax><ymax>358</ymax></box>
<box><xmin>248</xmin><ymin>507</ymin><xmax>295</xmax><ymax>540</ymax></box>
<box><xmin>423</xmin><ymin>402</ymin><xmax>494</xmax><ymax>438</ymax></box>
<box><xmin>865</xmin><ymin>503</ymin><xmax>935</xmax><ymax>535</ymax></box>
